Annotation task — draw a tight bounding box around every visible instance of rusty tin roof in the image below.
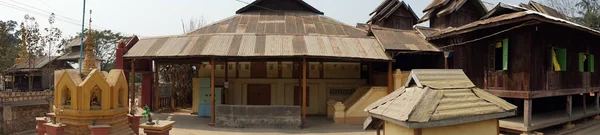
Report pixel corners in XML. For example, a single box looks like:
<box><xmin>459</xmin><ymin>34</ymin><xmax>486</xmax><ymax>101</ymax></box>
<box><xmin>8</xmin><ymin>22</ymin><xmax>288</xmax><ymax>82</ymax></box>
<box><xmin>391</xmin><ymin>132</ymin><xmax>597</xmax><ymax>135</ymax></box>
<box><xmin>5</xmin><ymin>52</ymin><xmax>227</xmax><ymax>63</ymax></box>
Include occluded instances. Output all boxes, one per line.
<box><xmin>125</xmin><ymin>11</ymin><xmax>390</xmax><ymax>61</ymax></box>
<box><xmin>428</xmin><ymin>11</ymin><xmax>600</xmax><ymax>40</ymax></box>
<box><xmin>371</xmin><ymin>27</ymin><xmax>439</xmax><ymax>52</ymax></box>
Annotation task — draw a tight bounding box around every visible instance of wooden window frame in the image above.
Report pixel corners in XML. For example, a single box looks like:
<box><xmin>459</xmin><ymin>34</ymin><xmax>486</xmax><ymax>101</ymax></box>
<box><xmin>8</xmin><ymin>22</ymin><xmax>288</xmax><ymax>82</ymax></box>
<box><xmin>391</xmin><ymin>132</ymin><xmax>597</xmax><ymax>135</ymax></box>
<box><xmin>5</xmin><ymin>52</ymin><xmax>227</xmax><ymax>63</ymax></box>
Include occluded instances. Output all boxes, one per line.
<box><xmin>493</xmin><ymin>39</ymin><xmax>509</xmax><ymax>71</ymax></box>
<box><xmin>551</xmin><ymin>47</ymin><xmax>567</xmax><ymax>72</ymax></box>
<box><xmin>579</xmin><ymin>53</ymin><xmax>595</xmax><ymax>72</ymax></box>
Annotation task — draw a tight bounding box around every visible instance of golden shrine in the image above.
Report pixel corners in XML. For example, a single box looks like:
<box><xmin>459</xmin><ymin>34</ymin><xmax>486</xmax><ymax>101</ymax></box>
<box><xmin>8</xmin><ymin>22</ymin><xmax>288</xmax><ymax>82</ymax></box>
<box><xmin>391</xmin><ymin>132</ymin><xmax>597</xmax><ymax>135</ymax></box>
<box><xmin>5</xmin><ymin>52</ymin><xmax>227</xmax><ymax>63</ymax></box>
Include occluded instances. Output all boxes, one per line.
<box><xmin>51</xmin><ymin>15</ymin><xmax>135</xmax><ymax>135</ymax></box>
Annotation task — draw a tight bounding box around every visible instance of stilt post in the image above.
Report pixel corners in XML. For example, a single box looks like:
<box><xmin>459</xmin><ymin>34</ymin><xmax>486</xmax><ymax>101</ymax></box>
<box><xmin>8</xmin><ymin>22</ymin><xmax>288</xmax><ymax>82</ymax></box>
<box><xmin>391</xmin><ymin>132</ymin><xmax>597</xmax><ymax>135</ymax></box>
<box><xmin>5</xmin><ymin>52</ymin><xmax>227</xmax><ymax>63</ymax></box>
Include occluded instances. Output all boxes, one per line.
<box><xmin>524</xmin><ymin>99</ymin><xmax>532</xmax><ymax>127</ymax></box>
<box><xmin>302</xmin><ymin>58</ymin><xmax>307</xmax><ymax>125</ymax></box>
<box><xmin>368</xmin><ymin>63</ymin><xmax>373</xmax><ymax>85</ymax></box>
<box><xmin>387</xmin><ymin>61</ymin><xmax>393</xmax><ymax>93</ymax></box>
<box><xmin>596</xmin><ymin>92</ymin><xmax>599</xmax><ymax>111</ymax></box>
<box><xmin>583</xmin><ymin>94</ymin><xmax>587</xmax><ymax>114</ymax></box>
<box><xmin>567</xmin><ymin>95</ymin><xmax>573</xmax><ymax>117</ymax></box>
<box><xmin>210</xmin><ymin>56</ymin><xmax>216</xmax><ymax>125</ymax></box>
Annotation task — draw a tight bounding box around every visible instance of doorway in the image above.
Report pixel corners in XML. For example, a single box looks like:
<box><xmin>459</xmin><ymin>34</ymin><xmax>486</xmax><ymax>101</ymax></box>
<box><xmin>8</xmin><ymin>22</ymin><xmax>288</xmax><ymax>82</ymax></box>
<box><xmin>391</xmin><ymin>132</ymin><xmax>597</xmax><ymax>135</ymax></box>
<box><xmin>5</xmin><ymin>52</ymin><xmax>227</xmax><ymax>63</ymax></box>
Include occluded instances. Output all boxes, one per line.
<box><xmin>247</xmin><ymin>84</ymin><xmax>271</xmax><ymax>105</ymax></box>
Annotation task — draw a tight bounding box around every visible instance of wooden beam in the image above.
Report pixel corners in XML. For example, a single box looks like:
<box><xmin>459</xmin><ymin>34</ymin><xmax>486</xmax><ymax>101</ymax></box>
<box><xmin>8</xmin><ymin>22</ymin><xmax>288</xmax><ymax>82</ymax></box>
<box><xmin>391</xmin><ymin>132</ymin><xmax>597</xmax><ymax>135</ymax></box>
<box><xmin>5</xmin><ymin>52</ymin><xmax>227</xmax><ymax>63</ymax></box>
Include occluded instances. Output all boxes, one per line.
<box><xmin>302</xmin><ymin>58</ymin><xmax>307</xmax><ymax>125</ymax></box>
<box><xmin>524</xmin><ymin>99</ymin><xmax>532</xmax><ymax>127</ymax></box>
<box><xmin>210</xmin><ymin>56</ymin><xmax>215</xmax><ymax>125</ymax></box>
<box><xmin>485</xmin><ymin>88</ymin><xmax>600</xmax><ymax>99</ymax></box>
<box><xmin>153</xmin><ymin>61</ymin><xmax>159</xmax><ymax>111</ymax></box>
<box><xmin>387</xmin><ymin>61</ymin><xmax>393</xmax><ymax>93</ymax></box>
<box><xmin>567</xmin><ymin>95</ymin><xmax>572</xmax><ymax>117</ymax></box>
<box><xmin>130</xmin><ymin>60</ymin><xmax>136</xmax><ymax>115</ymax></box>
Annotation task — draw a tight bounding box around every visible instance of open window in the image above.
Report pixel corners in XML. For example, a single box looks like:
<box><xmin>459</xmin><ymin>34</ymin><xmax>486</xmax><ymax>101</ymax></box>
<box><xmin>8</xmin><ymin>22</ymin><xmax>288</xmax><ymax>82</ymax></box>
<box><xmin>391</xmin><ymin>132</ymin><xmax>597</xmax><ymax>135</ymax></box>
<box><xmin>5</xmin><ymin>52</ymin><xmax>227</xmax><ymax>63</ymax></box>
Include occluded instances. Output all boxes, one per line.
<box><xmin>552</xmin><ymin>47</ymin><xmax>567</xmax><ymax>71</ymax></box>
<box><xmin>494</xmin><ymin>39</ymin><xmax>508</xmax><ymax>71</ymax></box>
<box><xmin>579</xmin><ymin>53</ymin><xmax>595</xmax><ymax>72</ymax></box>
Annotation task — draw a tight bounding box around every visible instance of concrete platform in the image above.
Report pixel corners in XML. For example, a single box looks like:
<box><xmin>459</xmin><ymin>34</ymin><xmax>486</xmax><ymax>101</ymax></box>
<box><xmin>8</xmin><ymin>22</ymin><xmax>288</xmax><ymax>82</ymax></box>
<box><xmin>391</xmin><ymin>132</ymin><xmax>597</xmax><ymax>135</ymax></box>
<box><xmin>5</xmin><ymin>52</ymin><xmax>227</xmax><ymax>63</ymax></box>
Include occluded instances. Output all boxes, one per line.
<box><xmin>500</xmin><ymin>107</ymin><xmax>600</xmax><ymax>132</ymax></box>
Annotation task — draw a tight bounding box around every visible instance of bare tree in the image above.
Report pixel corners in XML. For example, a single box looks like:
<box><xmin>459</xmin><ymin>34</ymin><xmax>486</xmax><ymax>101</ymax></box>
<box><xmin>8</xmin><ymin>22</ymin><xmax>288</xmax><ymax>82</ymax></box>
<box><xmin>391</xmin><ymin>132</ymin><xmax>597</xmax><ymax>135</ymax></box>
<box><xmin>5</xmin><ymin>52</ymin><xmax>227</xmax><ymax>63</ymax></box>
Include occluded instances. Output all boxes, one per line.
<box><xmin>181</xmin><ymin>16</ymin><xmax>207</xmax><ymax>34</ymax></box>
<box><xmin>543</xmin><ymin>0</ymin><xmax>581</xmax><ymax>20</ymax></box>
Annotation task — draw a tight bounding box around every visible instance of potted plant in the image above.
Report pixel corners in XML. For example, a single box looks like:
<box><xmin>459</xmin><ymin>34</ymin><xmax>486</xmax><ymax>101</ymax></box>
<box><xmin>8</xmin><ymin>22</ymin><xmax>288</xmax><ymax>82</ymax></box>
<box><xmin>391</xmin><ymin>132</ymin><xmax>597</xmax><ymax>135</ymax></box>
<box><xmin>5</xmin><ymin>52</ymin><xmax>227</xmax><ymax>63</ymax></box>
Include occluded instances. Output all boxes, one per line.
<box><xmin>141</xmin><ymin>106</ymin><xmax>155</xmax><ymax>125</ymax></box>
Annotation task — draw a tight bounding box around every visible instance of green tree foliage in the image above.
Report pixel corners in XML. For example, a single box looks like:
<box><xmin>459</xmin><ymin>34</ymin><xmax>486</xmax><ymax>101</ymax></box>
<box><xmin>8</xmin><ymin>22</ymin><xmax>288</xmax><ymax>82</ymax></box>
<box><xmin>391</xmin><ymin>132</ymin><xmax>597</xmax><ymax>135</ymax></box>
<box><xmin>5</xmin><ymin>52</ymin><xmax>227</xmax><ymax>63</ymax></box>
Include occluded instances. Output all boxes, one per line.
<box><xmin>0</xmin><ymin>20</ymin><xmax>20</xmax><ymax>72</ymax></box>
<box><xmin>59</xmin><ymin>29</ymin><xmax>129</xmax><ymax>71</ymax></box>
<box><xmin>574</xmin><ymin>0</ymin><xmax>600</xmax><ymax>30</ymax></box>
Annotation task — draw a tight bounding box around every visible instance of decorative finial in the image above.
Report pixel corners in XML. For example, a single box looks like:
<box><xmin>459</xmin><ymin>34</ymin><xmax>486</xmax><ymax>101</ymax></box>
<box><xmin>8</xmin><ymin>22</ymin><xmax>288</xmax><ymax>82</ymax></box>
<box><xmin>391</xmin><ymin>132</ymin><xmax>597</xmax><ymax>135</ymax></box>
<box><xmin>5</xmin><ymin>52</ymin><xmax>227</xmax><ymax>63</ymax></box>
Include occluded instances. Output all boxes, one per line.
<box><xmin>88</xmin><ymin>10</ymin><xmax>92</xmax><ymax>31</ymax></box>
<box><xmin>81</xmin><ymin>9</ymin><xmax>97</xmax><ymax>75</ymax></box>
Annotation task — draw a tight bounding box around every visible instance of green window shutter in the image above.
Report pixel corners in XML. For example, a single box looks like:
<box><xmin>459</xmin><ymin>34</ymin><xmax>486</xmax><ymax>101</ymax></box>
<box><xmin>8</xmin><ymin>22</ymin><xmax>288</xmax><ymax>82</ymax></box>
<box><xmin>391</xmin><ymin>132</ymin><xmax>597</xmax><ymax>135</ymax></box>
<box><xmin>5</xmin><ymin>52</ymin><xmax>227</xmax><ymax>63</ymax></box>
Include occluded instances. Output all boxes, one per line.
<box><xmin>502</xmin><ymin>39</ymin><xmax>508</xmax><ymax>70</ymax></box>
<box><xmin>590</xmin><ymin>54</ymin><xmax>595</xmax><ymax>72</ymax></box>
<box><xmin>579</xmin><ymin>53</ymin><xmax>584</xmax><ymax>72</ymax></box>
<box><xmin>559</xmin><ymin>49</ymin><xmax>567</xmax><ymax>71</ymax></box>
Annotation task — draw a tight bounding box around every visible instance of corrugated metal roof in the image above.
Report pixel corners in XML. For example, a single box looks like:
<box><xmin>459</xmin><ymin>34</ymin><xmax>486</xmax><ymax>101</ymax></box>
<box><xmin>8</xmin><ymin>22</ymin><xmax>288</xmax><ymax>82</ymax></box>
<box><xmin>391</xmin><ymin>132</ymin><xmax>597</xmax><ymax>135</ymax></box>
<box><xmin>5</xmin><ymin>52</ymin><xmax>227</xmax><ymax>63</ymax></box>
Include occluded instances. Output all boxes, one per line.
<box><xmin>481</xmin><ymin>2</ymin><xmax>527</xmax><ymax>19</ymax></box>
<box><xmin>186</xmin><ymin>11</ymin><xmax>368</xmax><ymax>38</ymax></box>
<box><xmin>405</xmin><ymin>69</ymin><xmax>475</xmax><ymax>89</ymax></box>
<box><xmin>528</xmin><ymin>1</ymin><xmax>568</xmax><ymax>20</ymax></box>
<box><xmin>423</xmin><ymin>0</ymin><xmax>450</xmax><ymax>12</ymax></box>
<box><xmin>7</xmin><ymin>56</ymin><xmax>59</xmax><ymax>71</ymax></box>
<box><xmin>57</xmin><ymin>50</ymin><xmax>104</xmax><ymax>61</ymax></box>
<box><xmin>126</xmin><ymin>11</ymin><xmax>390</xmax><ymax>61</ymax></box>
<box><xmin>482</xmin><ymin>1</ymin><xmax>496</xmax><ymax>12</ymax></box>
<box><xmin>415</xmin><ymin>26</ymin><xmax>440</xmax><ymax>38</ymax></box>
<box><xmin>365</xmin><ymin>69</ymin><xmax>516</xmax><ymax>127</ymax></box>
<box><xmin>371</xmin><ymin>27</ymin><xmax>439</xmax><ymax>52</ymax></box>
<box><xmin>420</xmin><ymin>0</ymin><xmax>488</xmax><ymax>22</ymax></box>
<box><xmin>368</xmin><ymin>0</ymin><xmax>418</xmax><ymax>24</ymax></box>
<box><xmin>124</xmin><ymin>34</ymin><xmax>390</xmax><ymax>60</ymax></box>
<box><xmin>428</xmin><ymin>11</ymin><xmax>600</xmax><ymax>40</ymax></box>
<box><xmin>236</xmin><ymin>0</ymin><xmax>324</xmax><ymax>15</ymax></box>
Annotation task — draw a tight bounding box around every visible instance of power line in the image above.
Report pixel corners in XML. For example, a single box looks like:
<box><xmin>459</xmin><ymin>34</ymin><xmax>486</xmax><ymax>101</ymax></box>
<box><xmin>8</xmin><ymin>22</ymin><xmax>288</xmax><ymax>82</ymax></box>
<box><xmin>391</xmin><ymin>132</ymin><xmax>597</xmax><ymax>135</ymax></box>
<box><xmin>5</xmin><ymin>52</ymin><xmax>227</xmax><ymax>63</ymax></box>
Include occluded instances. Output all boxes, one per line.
<box><xmin>10</xmin><ymin>0</ymin><xmax>80</xmax><ymax>23</ymax></box>
<box><xmin>1</xmin><ymin>1</ymin><xmax>132</xmax><ymax>35</ymax></box>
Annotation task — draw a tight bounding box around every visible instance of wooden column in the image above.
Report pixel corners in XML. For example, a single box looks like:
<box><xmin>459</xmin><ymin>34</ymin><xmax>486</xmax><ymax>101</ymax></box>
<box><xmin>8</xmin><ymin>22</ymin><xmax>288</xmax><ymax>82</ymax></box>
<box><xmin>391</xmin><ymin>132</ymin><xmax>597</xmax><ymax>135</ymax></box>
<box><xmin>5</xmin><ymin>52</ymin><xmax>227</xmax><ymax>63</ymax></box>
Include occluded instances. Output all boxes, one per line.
<box><xmin>130</xmin><ymin>60</ymin><xmax>136</xmax><ymax>115</ymax></box>
<box><xmin>583</xmin><ymin>94</ymin><xmax>587</xmax><ymax>114</ymax></box>
<box><xmin>224</xmin><ymin>61</ymin><xmax>228</xmax><ymax>104</ymax></box>
<box><xmin>153</xmin><ymin>61</ymin><xmax>159</xmax><ymax>110</ymax></box>
<box><xmin>302</xmin><ymin>58</ymin><xmax>307</xmax><ymax>124</ymax></box>
<box><xmin>567</xmin><ymin>95</ymin><xmax>573</xmax><ymax>117</ymax></box>
<box><xmin>596</xmin><ymin>92</ymin><xmax>599</xmax><ymax>111</ymax></box>
<box><xmin>387</xmin><ymin>61</ymin><xmax>393</xmax><ymax>94</ymax></box>
<box><xmin>524</xmin><ymin>99</ymin><xmax>532</xmax><ymax>127</ymax></box>
<box><xmin>368</xmin><ymin>63</ymin><xmax>373</xmax><ymax>85</ymax></box>
<box><xmin>210</xmin><ymin>57</ymin><xmax>216</xmax><ymax>125</ymax></box>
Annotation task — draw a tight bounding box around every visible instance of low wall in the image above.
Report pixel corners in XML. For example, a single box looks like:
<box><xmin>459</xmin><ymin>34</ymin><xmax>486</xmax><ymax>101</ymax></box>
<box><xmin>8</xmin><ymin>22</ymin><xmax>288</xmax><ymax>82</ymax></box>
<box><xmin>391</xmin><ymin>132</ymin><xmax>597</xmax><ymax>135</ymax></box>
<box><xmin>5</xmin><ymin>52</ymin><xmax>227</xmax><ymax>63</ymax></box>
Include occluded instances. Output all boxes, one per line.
<box><xmin>2</xmin><ymin>104</ymin><xmax>50</xmax><ymax>134</ymax></box>
<box><xmin>215</xmin><ymin>105</ymin><xmax>301</xmax><ymax>128</ymax></box>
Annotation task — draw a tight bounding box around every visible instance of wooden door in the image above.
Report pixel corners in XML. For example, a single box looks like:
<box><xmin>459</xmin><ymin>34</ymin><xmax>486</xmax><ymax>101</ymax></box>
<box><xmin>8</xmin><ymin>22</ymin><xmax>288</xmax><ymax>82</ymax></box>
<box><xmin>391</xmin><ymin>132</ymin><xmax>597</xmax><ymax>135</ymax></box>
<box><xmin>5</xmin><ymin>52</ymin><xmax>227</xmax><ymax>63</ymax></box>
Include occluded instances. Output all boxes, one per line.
<box><xmin>247</xmin><ymin>84</ymin><xmax>271</xmax><ymax>105</ymax></box>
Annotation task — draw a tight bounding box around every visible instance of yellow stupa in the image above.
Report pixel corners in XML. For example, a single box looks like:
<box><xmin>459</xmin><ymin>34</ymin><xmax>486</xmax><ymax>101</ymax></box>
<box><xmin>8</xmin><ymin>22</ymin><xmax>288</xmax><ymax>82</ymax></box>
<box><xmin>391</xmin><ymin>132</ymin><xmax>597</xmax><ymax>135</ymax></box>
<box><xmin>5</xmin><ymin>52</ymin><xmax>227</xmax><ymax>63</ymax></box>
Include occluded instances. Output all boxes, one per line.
<box><xmin>53</xmin><ymin>13</ymin><xmax>135</xmax><ymax>135</ymax></box>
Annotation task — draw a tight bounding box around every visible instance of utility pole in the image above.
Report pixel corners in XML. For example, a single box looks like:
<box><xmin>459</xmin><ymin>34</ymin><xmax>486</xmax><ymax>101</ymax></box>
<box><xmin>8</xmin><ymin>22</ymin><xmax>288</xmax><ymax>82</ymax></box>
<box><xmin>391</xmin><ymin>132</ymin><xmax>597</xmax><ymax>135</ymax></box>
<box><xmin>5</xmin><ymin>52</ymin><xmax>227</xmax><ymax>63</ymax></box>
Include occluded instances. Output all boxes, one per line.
<box><xmin>79</xmin><ymin>0</ymin><xmax>87</xmax><ymax>74</ymax></box>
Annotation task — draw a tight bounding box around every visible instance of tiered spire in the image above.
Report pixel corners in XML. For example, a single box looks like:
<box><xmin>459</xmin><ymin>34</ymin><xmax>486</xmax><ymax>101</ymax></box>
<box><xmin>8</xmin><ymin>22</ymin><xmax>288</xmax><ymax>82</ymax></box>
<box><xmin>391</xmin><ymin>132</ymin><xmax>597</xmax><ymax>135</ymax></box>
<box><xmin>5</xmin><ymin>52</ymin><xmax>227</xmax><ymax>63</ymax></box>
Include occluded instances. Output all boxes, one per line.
<box><xmin>15</xmin><ymin>26</ymin><xmax>28</xmax><ymax>64</ymax></box>
<box><xmin>81</xmin><ymin>10</ymin><xmax>97</xmax><ymax>75</ymax></box>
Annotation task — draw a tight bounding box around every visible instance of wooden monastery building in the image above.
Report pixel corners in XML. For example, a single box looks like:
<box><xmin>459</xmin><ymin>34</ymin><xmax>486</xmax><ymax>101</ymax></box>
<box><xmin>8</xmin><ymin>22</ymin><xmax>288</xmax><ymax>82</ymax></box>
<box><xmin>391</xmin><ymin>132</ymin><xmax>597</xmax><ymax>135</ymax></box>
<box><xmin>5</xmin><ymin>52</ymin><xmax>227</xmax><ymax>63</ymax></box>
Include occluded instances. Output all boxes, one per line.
<box><xmin>116</xmin><ymin>0</ymin><xmax>445</xmax><ymax>128</ymax></box>
<box><xmin>421</xmin><ymin>0</ymin><xmax>600</xmax><ymax>134</ymax></box>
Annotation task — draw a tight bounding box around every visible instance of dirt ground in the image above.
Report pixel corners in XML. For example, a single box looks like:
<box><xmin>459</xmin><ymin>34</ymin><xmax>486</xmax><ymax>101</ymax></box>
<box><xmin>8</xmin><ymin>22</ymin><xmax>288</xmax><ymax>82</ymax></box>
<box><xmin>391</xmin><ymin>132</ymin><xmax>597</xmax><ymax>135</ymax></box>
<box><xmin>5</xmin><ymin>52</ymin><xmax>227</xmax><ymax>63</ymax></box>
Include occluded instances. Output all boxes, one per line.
<box><xmin>138</xmin><ymin>109</ymin><xmax>375</xmax><ymax>135</ymax></box>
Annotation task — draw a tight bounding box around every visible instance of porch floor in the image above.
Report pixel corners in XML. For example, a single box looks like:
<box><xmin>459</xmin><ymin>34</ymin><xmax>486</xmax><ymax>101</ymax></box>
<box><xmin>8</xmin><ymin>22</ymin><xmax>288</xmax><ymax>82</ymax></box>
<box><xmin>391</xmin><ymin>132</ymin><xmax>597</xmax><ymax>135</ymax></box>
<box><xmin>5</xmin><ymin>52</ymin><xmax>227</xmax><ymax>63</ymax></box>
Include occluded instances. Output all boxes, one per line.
<box><xmin>500</xmin><ymin>107</ymin><xmax>600</xmax><ymax>132</ymax></box>
<box><xmin>140</xmin><ymin>110</ymin><xmax>373</xmax><ymax>135</ymax></box>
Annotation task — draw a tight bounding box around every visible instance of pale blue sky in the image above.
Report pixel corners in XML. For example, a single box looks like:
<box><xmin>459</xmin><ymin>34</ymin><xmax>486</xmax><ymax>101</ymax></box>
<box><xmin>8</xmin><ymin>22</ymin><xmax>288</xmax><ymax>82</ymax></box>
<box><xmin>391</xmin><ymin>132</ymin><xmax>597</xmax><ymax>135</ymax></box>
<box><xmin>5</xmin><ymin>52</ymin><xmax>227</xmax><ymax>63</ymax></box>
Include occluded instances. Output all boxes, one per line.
<box><xmin>0</xmin><ymin>0</ymin><xmax>532</xmax><ymax>37</ymax></box>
